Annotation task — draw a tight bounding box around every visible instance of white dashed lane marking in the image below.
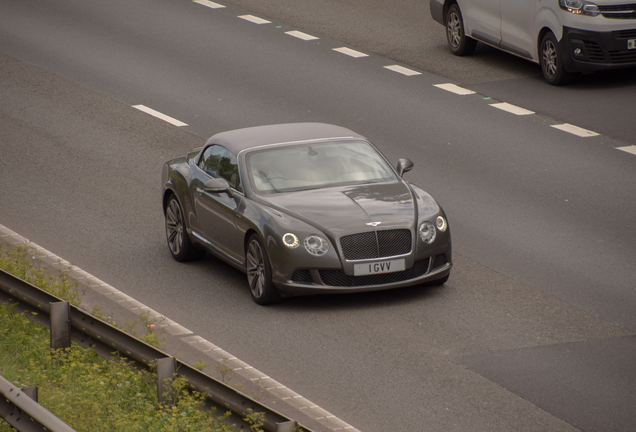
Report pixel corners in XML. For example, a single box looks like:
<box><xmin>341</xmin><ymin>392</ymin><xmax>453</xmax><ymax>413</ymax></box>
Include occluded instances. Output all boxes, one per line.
<box><xmin>333</xmin><ymin>47</ymin><xmax>368</xmax><ymax>58</ymax></box>
<box><xmin>132</xmin><ymin>105</ymin><xmax>188</xmax><ymax>127</ymax></box>
<box><xmin>618</xmin><ymin>146</ymin><xmax>636</xmax><ymax>156</ymax></box>
<box><xmin>490</xmin><ymin>102</ymin><xmax>535</xmax><ymax>116</ymax></box>
<box><xmin>551</xmin><ymin>123</ymin><xmax>599</xmax><ymax>137</ymax></box>
<box><xmin>238</xmin><ymin>15</ymin><xmax>271</xmax><ymax>25</ymax></box>
<box><xmin>434</xmin><ymin>83</ymin><xmax>476</xmax><ymax>95</ymax></box>
<box><xmin>193</xmin><ymin>0</ymin><xmax>225</xmax><ymax>9</ymax></box>
<box><xmin>384</xmin><ymin>65</ymin><xmax>421</xmax><ymax>76</ymax></box>
<box><xmin>286</xmin><ymin>30</ymin><xmax>319</xmax><ymax>41</ymax></box>
<box><xmin>187</xmin><ymin>5</ymin><xmax>631</xmax><ymax>153</ymax></box>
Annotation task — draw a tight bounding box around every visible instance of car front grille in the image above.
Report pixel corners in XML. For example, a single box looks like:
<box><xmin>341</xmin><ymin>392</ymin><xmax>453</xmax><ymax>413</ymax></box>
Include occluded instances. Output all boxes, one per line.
<box><xmin>583</xmin><ymin>41</ymin><xmax>605</xmax><ymax>61</ymax></box>
<box><xmin>608</xmin><ymin>49</ymin><xmax>636</xmax><ymax>63</ymax></box>
<box><xmin>616</xmin><ymin>29</ymin><xmax>636</xmax><ymax>39</ymax></box>
<box><xmin>431</xmin><ymin>253</ymin><xmax>449</xmax><ymax>271</ymax></box>
<box><xmin>291</xmin><ymin>269</ymin><xmax>313</xmax><ymax>284</ymax></box>
<box><xmin>339</xmin><ymin>229</ymin><xmax>412</xmax><ymax>260</ymax></box>
<box><xmin>598</xmin><ymin>4</ymin><xmax>636</xmax><ymax>19</ymax></box>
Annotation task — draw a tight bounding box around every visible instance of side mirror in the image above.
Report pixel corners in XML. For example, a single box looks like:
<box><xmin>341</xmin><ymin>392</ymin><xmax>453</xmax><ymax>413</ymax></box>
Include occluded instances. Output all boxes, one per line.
<box><xmin>204</xmin><ymin>178</ymin><xmax>233</xmax><ymax>198</ymax></box>
<box><xmin>396</xmin><ymin>158</ymin><xmax>414</xmax><ymax>177</ymax></box>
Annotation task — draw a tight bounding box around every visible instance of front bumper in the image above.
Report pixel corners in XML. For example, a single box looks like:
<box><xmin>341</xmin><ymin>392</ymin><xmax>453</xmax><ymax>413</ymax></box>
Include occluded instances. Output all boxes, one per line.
<box><xmin>273</xmin><ymin>250</ymin><xmax>452</xmax><ymax>296</ymax></box>
<box><xmin>561</xmin><ymin>26</ymin><xmax>636</xmax><ymax>72</ymax></box>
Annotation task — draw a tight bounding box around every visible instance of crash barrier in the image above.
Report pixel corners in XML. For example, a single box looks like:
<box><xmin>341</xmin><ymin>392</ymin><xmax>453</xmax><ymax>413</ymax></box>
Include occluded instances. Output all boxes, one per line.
<box><xmin>0</xmin><ymin>375</ymin><xmax>76</xmax><ymax>432</ymax></box>
<box><xmin>0</xmin><ymin>269</ymin><xmax>302</xmax><ymax>432</ymax></box>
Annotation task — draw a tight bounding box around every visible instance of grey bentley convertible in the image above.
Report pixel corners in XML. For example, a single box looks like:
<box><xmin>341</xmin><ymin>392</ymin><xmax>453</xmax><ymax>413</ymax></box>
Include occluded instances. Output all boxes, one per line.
<box><xmin>161</xmin><ymin>123</ymin><xmax>452</xmax><ymax>305</ymax></box>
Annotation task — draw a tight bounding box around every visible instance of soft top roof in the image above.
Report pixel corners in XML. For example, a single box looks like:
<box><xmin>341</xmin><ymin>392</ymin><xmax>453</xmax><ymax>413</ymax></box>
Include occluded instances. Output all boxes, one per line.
<box><xmin>204</xmin><ymin>123</ymin><xmax>365</xmax><ymax>155</ymax></box>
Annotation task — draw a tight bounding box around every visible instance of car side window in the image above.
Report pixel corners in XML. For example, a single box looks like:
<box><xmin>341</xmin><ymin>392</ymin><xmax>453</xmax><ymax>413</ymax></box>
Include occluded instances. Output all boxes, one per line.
<box><xmin>198</xmin><ymin>145</ymin><xmax>243</xmax><ymax>192</ymax></box>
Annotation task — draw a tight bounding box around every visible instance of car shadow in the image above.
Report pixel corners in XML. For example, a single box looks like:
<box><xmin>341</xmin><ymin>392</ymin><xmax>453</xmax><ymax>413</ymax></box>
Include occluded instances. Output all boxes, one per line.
<box><xmin>277</xmin><ymin>281</ymin><xmax>448</xmax><ymax>311</ymax></box>
<box><xmin>569</xmin><ymin>67</ymin><xmax>636</xmax><ymax>89</ymax></box>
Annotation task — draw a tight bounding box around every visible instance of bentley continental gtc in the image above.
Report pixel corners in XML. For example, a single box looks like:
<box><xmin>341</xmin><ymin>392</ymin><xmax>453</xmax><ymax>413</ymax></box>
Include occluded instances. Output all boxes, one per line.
<box><xmin>161</xmin><ymin>123</ymin><xmax>452</xmax><ymax>305</ymax></box>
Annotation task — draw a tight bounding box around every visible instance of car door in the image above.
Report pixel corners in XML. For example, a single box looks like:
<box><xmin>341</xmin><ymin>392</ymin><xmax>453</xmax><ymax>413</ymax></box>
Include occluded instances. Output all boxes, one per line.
<box><xmin>500</xmin><ymin>0</ymin><xmax>538</xmax><ymax>59</ymax></box>
<box><xmin>192</xmin><ymin>145</ymin><xmax>245</xmax><ymax>264</ymax></box>
<box><xmin>460</xmin><ymin>0</ymin><xmax>502</xmax><ymax>46</ymax></box>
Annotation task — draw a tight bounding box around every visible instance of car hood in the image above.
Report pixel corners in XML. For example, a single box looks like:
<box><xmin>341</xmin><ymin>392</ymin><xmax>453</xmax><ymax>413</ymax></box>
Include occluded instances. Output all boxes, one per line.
<box><xmin>260</xmin><ymin>182</ymin><xmax>415</xmax><ymax>231</ymax></box>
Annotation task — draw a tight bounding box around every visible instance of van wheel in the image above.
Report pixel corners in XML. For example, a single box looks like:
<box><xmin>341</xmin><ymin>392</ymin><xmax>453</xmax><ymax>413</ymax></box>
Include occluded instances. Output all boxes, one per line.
<box><xmin>540</xmin><ymin>32</ymin><xmax>572</xmax><ymax>86</ymax></box>
<box><xmin>446</xmin><ymin>4</ymin><xmax>476</xmax><ymax>56</ymax></box>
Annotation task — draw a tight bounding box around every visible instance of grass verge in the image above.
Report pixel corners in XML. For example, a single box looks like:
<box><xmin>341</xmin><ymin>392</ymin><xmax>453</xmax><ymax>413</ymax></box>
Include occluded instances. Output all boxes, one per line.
<box><xmin>0</xmin><ymin>243</ymin><xmax>264</xmax><ymax>431</ymax></box>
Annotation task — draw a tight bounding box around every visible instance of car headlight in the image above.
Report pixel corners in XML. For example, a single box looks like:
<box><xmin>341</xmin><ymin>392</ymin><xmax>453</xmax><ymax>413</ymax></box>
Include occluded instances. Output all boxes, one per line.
<box><xmin>419</xmin><ymin>221</ymin><xmax>436</xmax><ymax>244</ymax></box>
<box><xmin>436</xmin><ymin>216</ymin><xmax>447</xmax><ymax>232</ymax></box>
<box><xmin>304</xmin><ymin>235</ymin><xmax>329</xmax><ymax>255</ymax></box>
<box><xmin>559</xmin><ymin>0</ymin><xmax>599</xmax><ymax>16</ymax></box>
<box><xmin>282</xmin><ymin>233</ymin><xmax>299</xmax><ymax>248</ymax></box>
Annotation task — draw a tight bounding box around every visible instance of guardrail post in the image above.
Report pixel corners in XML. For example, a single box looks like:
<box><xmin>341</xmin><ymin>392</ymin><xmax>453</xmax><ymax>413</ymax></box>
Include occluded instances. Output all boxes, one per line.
<box><xmin>156</xmin><ymin>356</ymin><xmax>176</xmax><ymax>405</ymax></box>
<box><xmin>23</xmin><ymin>386</ymin><xmax>38</xmax><ymax>402</ymax></box>
<box><xmin>50</xmin><ymin>301</ymin><xmax>71</xmax><ymax>351</ymax></box>
<box><xmin>276</xmin><ymin>420</ymin><xmax>298</xmax><ymax>431</ymax></box>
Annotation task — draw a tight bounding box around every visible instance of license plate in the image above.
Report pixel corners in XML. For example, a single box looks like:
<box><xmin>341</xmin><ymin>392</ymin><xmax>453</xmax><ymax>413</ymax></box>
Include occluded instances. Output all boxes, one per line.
<box><xmin>629</xmin><ymin>39</ymin><xmax>636</xmax><ymax>50</ymax></box>
<box><xmin>354</xmin><ymin>259</ymin><xmax>406</xmax><ymax>276</ymax></box>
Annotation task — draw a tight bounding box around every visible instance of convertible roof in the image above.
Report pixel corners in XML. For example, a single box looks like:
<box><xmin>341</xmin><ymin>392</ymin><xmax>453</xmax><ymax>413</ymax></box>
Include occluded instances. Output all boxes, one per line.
<box><xmin>204</xmin><ymin>123</ymin><xmax>365</xmax><ymax>155</ymax></box>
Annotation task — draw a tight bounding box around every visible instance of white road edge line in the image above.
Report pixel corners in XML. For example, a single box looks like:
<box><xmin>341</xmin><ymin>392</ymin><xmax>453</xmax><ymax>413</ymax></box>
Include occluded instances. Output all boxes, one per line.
<box><xmin>551</xmin><ymin>123</ymin><xmax>599</xmax><ymax>137</ymax></box>
<box><xmin>238</xmin><ymin>14</ymin><xmax>271</xmax><ymax>24</ymax></box>
<box><xmin>193</xmin><ymin>0</ymin><xmax>225</xmax><ymax>9</ymax></box>
<box><xmin>433</xmin><ymin>83</ymin><xmax>475</xmax><ymax>95</ymax></box>
<box><xmin>617</xmin><ymin>146</ymin><xmax>636</xmax><ymax>156</ymax></box>
<box><xmin>0</xmin><ymin>222</ymin><xmax>362</xmax><ymax>432</ymax></box>
<box><xmin>384</xmin><ymin>65</ymin><xmax>421</xmax><ymax>76</ymax></box>
<box><xmin>132</xmin><ymin>105</ymin><xmax>188</xmax><ymax>127</ymax></box>
<box><xmin>285</xmin><ymin>30</ymin><xmax>318</xmax><ymax>41</ymax></box>
<box><xmin>333</xmin><ymin>47</ymin><xmax>368</xmax><ymax>58</ymax></box>
<box><xmin>490</xmin><ymin>102</ymin><xmax>535</xmax><ymax>116</ymax></box>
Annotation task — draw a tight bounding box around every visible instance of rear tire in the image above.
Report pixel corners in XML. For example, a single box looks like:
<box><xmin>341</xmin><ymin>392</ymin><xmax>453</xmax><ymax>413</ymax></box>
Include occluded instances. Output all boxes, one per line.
<box><xmin>540</xmin><ymin>32</ymin><xmax>572</xmax><ymax>86</ymax></box>
<box><xmin>246</xmin><ymin>234</ymin><xmax>282</xmax><ymax>305</ymax></box>
<box><xmin>446</xmin><ymin>4</ymin><xmax>476</xmax><ymax>56</ymax></box>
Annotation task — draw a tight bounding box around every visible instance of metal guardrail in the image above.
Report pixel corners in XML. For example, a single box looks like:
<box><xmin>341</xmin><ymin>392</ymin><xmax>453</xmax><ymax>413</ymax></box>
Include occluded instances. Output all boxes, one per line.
<box><xmin>0</xmin><ymin>375</ymin><xmax>75</xmax><ymax>432</ymax></box>
<box><xmin>0</xmin><ymin>268</ymin><xmax>302</xmax><ymax>432</ymax></box>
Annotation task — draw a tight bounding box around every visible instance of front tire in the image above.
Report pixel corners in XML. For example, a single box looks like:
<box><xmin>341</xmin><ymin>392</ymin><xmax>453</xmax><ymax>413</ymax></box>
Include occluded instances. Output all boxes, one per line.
<box><xmin>446</xmin><ymin>4</ymin><xmax>476</xmax><ymax>56</ymax></box>
<box><xmin>165</xmin><ymin>194</ymin><xmax>203</xmax><ymax>262</ymax></box>
<box><xmin>246</xmin><ymin>234</ymin><xmax>282</xmax><ymax>305</ymax></box>
<box><xmin>540</xmin><ymin>32</ymin><xmax>572</xmax><ymax>86</ymax></box>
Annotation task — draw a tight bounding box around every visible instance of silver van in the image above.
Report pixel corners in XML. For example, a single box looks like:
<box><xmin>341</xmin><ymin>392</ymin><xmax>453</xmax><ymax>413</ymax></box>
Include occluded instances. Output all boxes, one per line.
<box><xmin>430</xmin><ymin>0</ymin><xmax>636</xmax><ymax>84</ymax></box>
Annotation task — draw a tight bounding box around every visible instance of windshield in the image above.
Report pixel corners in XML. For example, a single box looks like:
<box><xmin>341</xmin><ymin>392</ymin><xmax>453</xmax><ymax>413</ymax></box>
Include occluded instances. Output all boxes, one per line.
<box><xmin>246</xmin><ymin>141</ymin><xmax>397</xmax><ymax>193</ymax></box>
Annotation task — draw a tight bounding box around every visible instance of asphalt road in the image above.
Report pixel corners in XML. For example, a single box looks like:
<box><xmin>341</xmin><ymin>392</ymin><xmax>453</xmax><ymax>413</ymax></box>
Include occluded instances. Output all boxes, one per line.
<box><xmin>1</xmin><ymin>0</ymin><xmax>635</xmax><ymax>431</ymax></box>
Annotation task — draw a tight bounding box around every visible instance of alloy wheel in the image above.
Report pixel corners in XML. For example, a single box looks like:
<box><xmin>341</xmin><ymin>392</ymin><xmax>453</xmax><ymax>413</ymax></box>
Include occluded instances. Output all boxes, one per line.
<box><xmin>166</xmin><ymin>199</ymin><xmax>184</xmax><ymax>256</ymax></box>
<box><xmin>542</xmin><ymin>39</ymin><xmax>558</xmax><ymax>79</ymax></box>
<box><xmin>447</xmin><ymin>12</ymin><xmax>461</xmax><ymax>49</ymax></box>
<box><xmin>246</xmin><ymin>240</ymin><xmax>265</xmax><ymax>298</ymax></box>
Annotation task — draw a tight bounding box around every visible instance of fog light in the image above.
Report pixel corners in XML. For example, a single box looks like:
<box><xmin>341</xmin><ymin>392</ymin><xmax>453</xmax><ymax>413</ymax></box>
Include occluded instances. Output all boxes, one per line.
<box><xmin>574</xmin><ymin>48</ymin><xmax>582</xmax><ymax>56</ymax></box>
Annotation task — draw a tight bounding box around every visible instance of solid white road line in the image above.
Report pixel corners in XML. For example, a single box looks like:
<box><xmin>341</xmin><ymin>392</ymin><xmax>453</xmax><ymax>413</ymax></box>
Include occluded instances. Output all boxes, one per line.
<box><xmin>285</xmin><ymin>30</ymin><xmax>318</xmax><ymax>40</ymax></box>
<box><xmin>132</xmin><ymin>105</ymin><xmax>188</xmax><ymax>127</ymax></box>
<box><xmin>433</xmin><ymin>83</ymin><xmax>476</xmax><ymax>95</ymax></box>
<box><xmin>617</xmin><ymin>146</ymin><xmax>636</xmax><ymax>156</ymax></box>
<box><xmin>551</xmin><ymin>123</ymin><xmax>599</xmax><ymax>137</ymax></box>
<box><xmin>238</xmin><ymin>15</ymin><xmax>271</xmax><ymax>24</ymax></box>
<box><xmin>333</xmin><ymin>47</ymin><xmax>368</xmax><ymax>58</ymax></box>
<box><xmin>384</xmin><ymin>65</ymin><xmax>421</xmax><ymax>76</ymax></box>
<box><xmin>193</xmin><ymin>0</ymin><xmax>225</xmax><ymax>9</ymax></box>
<box><xmin>490</xmin><ymin>102</ymin><xmax>535</xmax><ymax>116</ymax></box>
